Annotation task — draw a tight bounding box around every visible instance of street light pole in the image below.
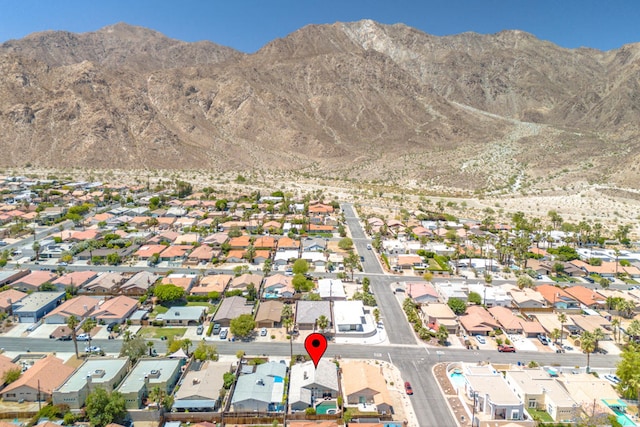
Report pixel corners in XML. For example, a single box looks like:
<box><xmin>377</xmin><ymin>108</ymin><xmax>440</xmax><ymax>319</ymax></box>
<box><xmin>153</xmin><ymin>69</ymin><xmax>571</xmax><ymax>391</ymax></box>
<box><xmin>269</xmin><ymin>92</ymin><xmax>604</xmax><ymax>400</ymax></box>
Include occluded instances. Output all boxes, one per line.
<box><xmin>471</xmin><ymin>391</ymin><xmax>478</xmax><ymax>427</ymax></box>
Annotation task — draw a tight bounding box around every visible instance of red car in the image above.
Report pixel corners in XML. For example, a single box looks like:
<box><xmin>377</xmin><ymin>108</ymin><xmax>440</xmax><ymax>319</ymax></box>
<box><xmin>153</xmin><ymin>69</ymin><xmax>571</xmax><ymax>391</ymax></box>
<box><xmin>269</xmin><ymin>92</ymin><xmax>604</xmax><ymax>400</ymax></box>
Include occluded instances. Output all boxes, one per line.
<box><xmin>404</xmin><ymin>381</ymin><xmax>413</xmax><ymax>395</ymax></box>
<box><xmin>498</xmin><ymin>344</ymin><xmax>516</xmax><ymax>353</ymax></box>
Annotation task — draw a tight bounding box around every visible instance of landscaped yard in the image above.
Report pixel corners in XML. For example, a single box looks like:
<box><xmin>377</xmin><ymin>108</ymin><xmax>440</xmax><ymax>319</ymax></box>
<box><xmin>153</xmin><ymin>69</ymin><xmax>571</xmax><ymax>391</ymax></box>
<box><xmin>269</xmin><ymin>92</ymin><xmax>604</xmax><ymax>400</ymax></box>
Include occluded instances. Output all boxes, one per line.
<box><xmin>527</xmin><ymin>407</ymin><xmax>554</xmax><ymax>423</ymax></box>
<box><xmin>139</xmin><ymin>327</ymin><xmax>187</xmax><ymax>340</ymax></box>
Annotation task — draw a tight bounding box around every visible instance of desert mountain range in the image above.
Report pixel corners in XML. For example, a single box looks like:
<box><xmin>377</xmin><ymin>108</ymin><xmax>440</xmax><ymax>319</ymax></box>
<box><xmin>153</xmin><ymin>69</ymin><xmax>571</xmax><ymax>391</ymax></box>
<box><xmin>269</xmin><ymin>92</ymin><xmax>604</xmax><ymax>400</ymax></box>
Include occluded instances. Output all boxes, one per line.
<box><xmin>1</xmin><ymin>20</ymin><xmax>639</xmax><ymax>191</ymax></box>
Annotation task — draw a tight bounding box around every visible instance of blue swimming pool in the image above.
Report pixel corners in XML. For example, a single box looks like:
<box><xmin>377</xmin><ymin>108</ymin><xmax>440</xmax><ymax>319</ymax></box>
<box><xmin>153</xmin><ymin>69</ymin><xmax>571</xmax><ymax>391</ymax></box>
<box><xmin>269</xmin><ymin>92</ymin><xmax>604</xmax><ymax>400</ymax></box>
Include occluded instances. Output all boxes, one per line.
<box><xmin>449</xmin><ymin>371</ymin><xmax>467</xmax><ymax>390</ymax></box>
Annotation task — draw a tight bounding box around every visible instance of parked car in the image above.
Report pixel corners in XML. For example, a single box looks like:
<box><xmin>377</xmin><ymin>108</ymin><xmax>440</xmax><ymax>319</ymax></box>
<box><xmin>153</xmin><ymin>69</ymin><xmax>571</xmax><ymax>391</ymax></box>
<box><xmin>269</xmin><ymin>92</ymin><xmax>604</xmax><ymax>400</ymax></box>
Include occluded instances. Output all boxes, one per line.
<box><xmin>196</xmin><ymin>325</ymin><xmax>204</xmax><ymax>335</ymax></box>
<box><xmin>57</xmin><ymin>335</ymin><xmax>72</xmax><ymax>341</ymax></box>
<box><xmin>475</xmin><ymin>335</ymin><xmax>486</xmax><ymax>345</ymax></box>
<box><xmin>260</xmin><ymin>327</ymin><xmax>268</xmax><ymax>336</ymax></box>
<box><xmin>212</xmin><ymin>323</ymin><xmax>221</xmax><ymax>335</ymax></box>
<box><xmin>604</xmin><ymin>374</ymin><xmax>621</xmax><ymax>385</ymax></box>
<box><xmin>404</xmin><ymin>381</ymin><xmax>413</xmax><ymax>395</ymax></box>
<box><xmin>219</xmin><ymin>329</ymin><xmax>228</xmax><ymax>340</ymax></box>
<box><xmin>76</xmin><ymin>333</ymin><xmax>90</xmax><ymax>341</ymax></box>
<box><xmin>85</xmin><ymin>346</ymin><xmax>101</xmax><ymax>353</ymax></box>
<box><xmin>537</xmin><ymin>334</ymin><xmax>549</xmax><ymax>345</ymax></box>
<box><xmin>498</xmin><ymin>344</ymin><xmax>516</xmax><ymax>353</ymax></box>
<box><xmin>106</xmin><ymin>322</ymin><xmax>118</xmax><ymax>332</ymax></box>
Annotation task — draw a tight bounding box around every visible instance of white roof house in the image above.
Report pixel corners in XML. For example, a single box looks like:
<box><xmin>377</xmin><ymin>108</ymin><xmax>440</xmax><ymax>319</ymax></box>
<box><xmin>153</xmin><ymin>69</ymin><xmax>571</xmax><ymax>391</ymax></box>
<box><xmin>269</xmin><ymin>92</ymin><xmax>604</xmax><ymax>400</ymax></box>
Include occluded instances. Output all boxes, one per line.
<box><xmin>317</xmin><ymin>279</ymin><xmax>346</xmax><ymax>300</ymax></box>
<box><xmin>288</xmin><ymin>359</ymin><xmax>339</xmax><ymax>411</ymax></box>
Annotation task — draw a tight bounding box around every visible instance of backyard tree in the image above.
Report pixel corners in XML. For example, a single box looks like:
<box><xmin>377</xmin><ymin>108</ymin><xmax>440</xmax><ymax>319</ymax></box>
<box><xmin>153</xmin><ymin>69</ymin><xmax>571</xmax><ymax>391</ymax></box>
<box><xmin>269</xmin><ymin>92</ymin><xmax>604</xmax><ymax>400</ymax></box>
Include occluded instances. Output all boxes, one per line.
<box><xmin>230</xmin><ymin>314</ymin><xmax>256</xmax><ymax>339</ymax></box>
<box><xmin>153</xmin><ymin>284</ymin><xmax>185</xmax><ymax>303</ymax></box>
<box><xmin>338</xmin><ymin>237</ymin><xmax>353</xmax><ymax>250</ymax></box>
<box><xmin>292</xmin><ymin>259</ymin><xmax>309</xmax><ymax>275</ymax></box>
<box><xmin>447</xmin><ymin>297</ymin><xmax>467</xmax><ymax>315</ymax></box>
<box><xmin>85</xmin><ymin>388</ymin><xmax>127</xmax><ymax>427</ymax></box>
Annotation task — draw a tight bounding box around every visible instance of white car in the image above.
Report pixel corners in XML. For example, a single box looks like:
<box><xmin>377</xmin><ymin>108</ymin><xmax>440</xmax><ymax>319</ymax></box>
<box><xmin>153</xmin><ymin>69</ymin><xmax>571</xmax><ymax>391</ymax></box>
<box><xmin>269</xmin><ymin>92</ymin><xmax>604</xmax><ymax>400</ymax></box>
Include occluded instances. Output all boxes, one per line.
<box><xmin>76</xmin><ymin>333</ymin><xmax>90</xmax><ymax>341</ymax></box>
<box><xmin>85</xmin><ymin>346</ymin><xmax>101</xmax><ymax>353</ymax></box>
<box><xmin>604</xmin><ymin>374</ymin><xmax>621</xmax><ymax>385</ymax></box>
<box><xmin>475</xmin><ymin>335</ymin><xmax>486</xmax><ymax>345</ymax></box>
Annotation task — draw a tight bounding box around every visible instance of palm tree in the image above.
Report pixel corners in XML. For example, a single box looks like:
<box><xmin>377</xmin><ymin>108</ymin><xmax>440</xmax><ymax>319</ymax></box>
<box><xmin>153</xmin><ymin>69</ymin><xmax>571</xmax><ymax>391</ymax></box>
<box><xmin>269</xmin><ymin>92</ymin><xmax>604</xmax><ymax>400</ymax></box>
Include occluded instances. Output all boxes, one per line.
<box><xmin>148</xmin><ymin>385</ymin><xmax>166</xmax><ymax>410</ymax></box>
<box><xmin>81</xmin><ymin>318</ymin><xmax>97</xmax><ymax>350</ymax></box>
<box><xmin>611</xmin><ymin>318</ymin><xmax>621</xmax><ymax>343</ymax></box>
<box><xmin>580</xmin><ymin>331</ymin><xmax>596</xmax><ymax>373</ymax></box>
<box><xmin>147</xmin><ymin>340</ymin><xmax>155</xmax><ymax>356</ymax></box>
<box><xmin>592</xmin><ymin>328</ymin><xmax>605</xmax><ymax>352</ymax></box>
<box><xmin>181</xmin><ymin>338</ymin><xmax>192</xmax><ymax>356</ymax></box>
<box><xmin>316</xmin><ymin>315</ymin><xmax>329</xmax><ymax>333</ymax></box>
<box><xmin>66</xmin><ymin>315</ymin><xmax>80</xmax><ymax>359</ymax></box>
<box><xmin>32</xmin><ymin>241</ymin><xmax>41</xmax><ymax>262</ymax></box>
<box><xmin>557</xmin><ymin>313</ymin><xmax>567</xmax><ymax>345</ymax></box>
<box><xmin>550</xmin><ymin>328</ymin><xmax>562</xmax><ymax>344</ymax></box>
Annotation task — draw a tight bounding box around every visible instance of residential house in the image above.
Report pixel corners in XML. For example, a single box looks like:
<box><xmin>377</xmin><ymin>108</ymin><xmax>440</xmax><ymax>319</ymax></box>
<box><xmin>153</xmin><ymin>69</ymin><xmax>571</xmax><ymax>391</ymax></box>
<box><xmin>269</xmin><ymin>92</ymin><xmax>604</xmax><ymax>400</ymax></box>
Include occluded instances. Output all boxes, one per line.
<box><xmin>159</xmin><ymin>245</ymin><xmax>193</xmax><ymax>263</ymax></box>
<box><xmin>231</xmin><ymin>361</ymin><xmax>287</xmax><ymax>412</ymax></box>
<box><xmin>254</xmin><ymin>236</ymin><xmax>277</xmax><ymax>250</ymax></box>
<box><xmin>570</xmin><ymin>314</ymin><xmax>612</xmax><ymax>338</ymax></box>
<box><xmin>134</xmin><ymin>245</ymin><xmax>167</xmax><ymax>262</ymax></box>
<box><xmin>463</xmin><ymin>364</ymin><xmax>525</xmax><ymax>422</ymax></box>
<box><xmin>508</xmin><ymin>287</ymin><xmax>548</xmax><ymax>311</ymax></box>
<box><xmin>341</xmin><ymin>360</ymin><xmax>392</xmax><ymax>415</ymax></box>
<box><xmin>202</xmin><ymin>233</ymin><xmax>228</xmax><ymax>249</ymax></box>
<box><xmin>535</xmin><ymin>285</ymin><xmax>581</xmax><ymax>312</ymax></box>
<box><xmin>420</xmin><ymin>303</ymin><xmax>458</xmax><ymax>334</ymax></box>
<box><xmin>10</xmin><ymin>270</ymin><xmax>57</xmax><ymax>292</ymax></box>
<box><xmin>274</xmin><ymin>250</ymin><xmax>300</xmax><ymax>266</ymax></box>
<box><xmin>81</xmin><ymin>272</ymin><xmax>126</xmax><ymax>294</ymax></box>
<box><xmin>564</xmin><ymin>286</ymin><xmax>606</xmax><ymax>309</ymax></box>
<box><xmin>557</xmin><ymin>373</ymin><xmax>620</xmax><ymax>420</ymax></box>
<box><xmin>173</xmin><ymin>361</ymin><xmax>228</xmax><ymax>412</ymax></box>
<box><xmin>2</xmin><ymin>355</ymin><xmax>74</xmax><ymax>401</ymax></box>
<box><xmin>467</xmin><ymin>283</ymin><xmax>512</xmax><ymax>308</ymax></box>
<box><xmin>120</xmin><ymin>271</ymin><xmax>160</xmax><ymax>296</ymax></box>
<box><xmin>0</xmin><ymin>288</ymin><xmax>27</xmax><ymax>314</ymax></box>
<box><xmin>53</xmin><ymin>358</ymin><xmax>129</xmax><ymax>409</ymax></box>
<box><xmin>458</xmin><ymin>306</ymin><xmax>500</xmax><ymax>336</ymax></box>
<box><xmin>190</xmin><ymin>274</ymin><xmax>232</xmax><ymax>296</ymax></box>
<box><xmin>161</xmin><ymin>274</ymin><xmax>198</xmax><ymax>293</ymax></box>
<box><xmin>296</xmin><ymin>300</ymin><xmax>331</xmax><ymax>330</ymax></box>
<box><xmin>488</xmin><ymin>306</ymin><xmax>526</xmax><ymax>334</ymax></box>
<box><xmin>504</xmin><ymin>368</ymin><xmax>578</xmax><ymax>423</ymax></box>
<box><xmin>225</xmin><ymin>250</ymin><xmax>246</xmax><ymax>263</ymax></box>
<box><xmin>44</xmin><ymin>295</ymin><xmax>99</xmax><ymax>324</ymax></box>
<box><xmin>93</xmin><ymin>296</ymin><xmax>139</xmax><ymax>324</ymax></box>
<box><xmin>52</xmin><ymin>271</ymin><xmax>98</xmax><ymax>292</ymax></box>
<box><xmin>263</xmin><ymin>274</ymin><xmax>295</xmax><ymax>298</ymax></box>
<box><xmin>317</xmin><ymin>279</ymin><xmax>346</xmax><ymax>301</ymax></box>
<box><xmin>302</xmin><ymin>238</ymin><xmax>326</xmax><ymax>252</ymax></box>
<box><xmin>277</xmin><ymin>237</ymin><xmax>300</xmax><ymax>251</ymax></box>
<box><xmin>334</xmin><ymin>300</ymin><xmax>376</xmax><ymax>337</ymax></box>
<box><xmin>404</xmin><ymin>282</ymin><xmax>439</xmax><ymax>304</ymax></box>
<box><xmin>13</xmin><ymin>291</ymin><xmax>65</xmax><ymax>323</ymax></box>
<box><xmin>229</xmin><ymin>235</ymin><xmax>251</xmax><ymax>250</ymax></box>
<box><xmin>0</xmin><ymin>269</ymin><xmax>29</xmax><ymax>286</ymax></box>
<box><xmin>158</xmin><ymin>306</ymin><xmax>206</xmax><ymax>326</ymax></box>
<box><xmin>288</xmin><ymin>359</ymin><xmax>340</xmax><ymax>411</ymax></box>
<box><xmin>117</xmin><ymin>358</ymin><xmax>183</xmax><ymax>409</ymax></box>
<box><xmin>255</xmin><ymin>300</ymin><xmax>284</xmax><ymax>328</ymax></box>
<box><xmin>395</xmin><ymin>254</ymin><xmax>423</xmax><ymax>270</ymax></box>
<box><xmin>212</xmin><ymin>296</ymin><xmax>254</xmax><ymax>327</ymax></box>
<box><xmin>229</xmin><ymin>273</ymin><xmax>263</xmax><ymax>293</ymax></box>
<box><xmin>186</xmin><ymin>245</ymin><xmax>215</xmax><ymax>265</ymax></box>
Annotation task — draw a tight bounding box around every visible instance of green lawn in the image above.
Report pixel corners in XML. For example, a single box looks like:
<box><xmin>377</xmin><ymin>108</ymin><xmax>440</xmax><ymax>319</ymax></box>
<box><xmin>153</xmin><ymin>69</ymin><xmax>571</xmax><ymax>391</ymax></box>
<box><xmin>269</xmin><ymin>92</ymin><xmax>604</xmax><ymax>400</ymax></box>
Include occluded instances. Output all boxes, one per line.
<box><xmin>187</xmin><ymin>301</ymin><xmax>216</xmax><ymax>313</ymax></box>
<box><xmin>527</xmin><ymin>408</ymin><xmax>554</xmax><ymax>423</ymax></box>
<box><xmin>139</xmin><ymin>327</ymin><xmax>187</xmax><ymax>340</ymax></box>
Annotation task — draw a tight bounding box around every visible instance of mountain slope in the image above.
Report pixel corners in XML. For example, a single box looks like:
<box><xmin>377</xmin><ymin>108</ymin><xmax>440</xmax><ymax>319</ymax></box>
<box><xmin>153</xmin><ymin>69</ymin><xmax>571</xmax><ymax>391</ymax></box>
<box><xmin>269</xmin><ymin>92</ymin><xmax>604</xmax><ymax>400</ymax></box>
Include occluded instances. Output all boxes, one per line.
<box><xmin>0</xmin><ymin>21</ymin><xmax>638</xmax><ymax>191</ymax></box>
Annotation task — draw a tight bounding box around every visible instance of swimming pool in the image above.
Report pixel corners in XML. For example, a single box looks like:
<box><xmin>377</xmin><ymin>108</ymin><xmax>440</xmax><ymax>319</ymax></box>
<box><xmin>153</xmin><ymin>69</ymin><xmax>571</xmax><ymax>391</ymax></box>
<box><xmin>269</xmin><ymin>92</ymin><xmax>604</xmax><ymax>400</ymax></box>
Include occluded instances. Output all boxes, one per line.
<box><xmin>449</xmin><ymin>372</ymin><xmax>467</xmax><ymax>390</ymax></box>
<box><xmin>316</xmin><ymin>400</ymin><xmax>337</xmax><ymax>415</ymax></box>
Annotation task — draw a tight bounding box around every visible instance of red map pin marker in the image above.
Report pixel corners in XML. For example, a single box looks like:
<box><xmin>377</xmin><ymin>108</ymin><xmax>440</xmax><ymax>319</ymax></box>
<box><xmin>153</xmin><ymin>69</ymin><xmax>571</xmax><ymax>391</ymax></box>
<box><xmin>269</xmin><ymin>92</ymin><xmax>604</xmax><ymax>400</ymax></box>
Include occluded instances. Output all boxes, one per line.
<box><xmin>304</xmin><ymin>333</ymin><xmax>327</xmax><ymax>368</ymax></box>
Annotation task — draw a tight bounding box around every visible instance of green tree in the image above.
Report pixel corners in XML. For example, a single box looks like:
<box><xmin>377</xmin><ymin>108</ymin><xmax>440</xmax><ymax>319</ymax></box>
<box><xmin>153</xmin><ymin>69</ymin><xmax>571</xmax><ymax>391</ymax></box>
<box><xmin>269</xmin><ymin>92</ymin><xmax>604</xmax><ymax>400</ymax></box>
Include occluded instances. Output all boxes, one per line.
<box><xmin>344</xmin><ymin>251</ymin><xmax>361</xmax><ymax>282</ymax></box>
<box><xmin>447</xmin><ymin>297</ymin><xmax>467</xmax><ymax>315</ymax></box>
<box><xmin>436</xmin><ymin>325</ymin><xmax>449</xmax><ymax>345</ymax></box>
<box><xmin>467</xmin><ymin>291</ymin><xmax>482</xmax><ymax>305</ymax></box>
<box><xmin>517</xmin><ymin>274</ymin><xmax>534</xmax><ymax>289</ymax></box>
<box><xmin>292</xmin><ymin>273</ymin><xmax>314</xmax><ymax>292</ymax></box>
<box><xmin>67</xmin><ymin>315</ymin><xmax>80</xmax><ymax>359</ymax></box>
<box><xmin>230</xmin><ymin>314</ymin><xmax>256</xmax><ymax>339</ymax></box>
<box><xmin>82</xmin><ymin>318</ymin><xmax>97</xmax><ymax>348</ymax></box>
<box><xmin>362</xmin><ymin>277</ymin><xmax>371</xmax><ymax>294</ymax></box>
<box><xmin>557</xmin><ymin>313</ymin><xmax>567</xmax><ymax>345</ymax></box>
<box><xmin>153</xmin><ymin>284</ymin><xmax>185</xmax><ymax>303</ymax></box>
<box><xmin>193</xmin><ymin>340</ymin><xmax>219</xmax><ymax>361</ymax></box>
<box><xmin>373</xmin><ymin>308</ymin><xmax>381</xmax><ymax>324</ymax></box>
<box><xmin>338</xmin><ymin>237</ymin><xmax>353</xmax><ymax>250</ymax></box>
<box><xmin>119</xmin><ymin>335</ymin><xmax>148</xmax><ymax>363</ymax></box>
<box><xmin>616</xmin><ymin>343</ymin><xmax>640</xmax><ymax>400</ymax></box>
<box><xmin>580</xmin><ymin>331</ymin><xmax>596</xmax><ymax>373</ymax></box>
<box><xmin>2</xmin><ymin>367</ymin><xmax>21</xmax><ymax>384</ymax></box>
<box><xmin>550</xmin><ymin>328</ymin><xmax>561</xmax><ymax>344</ymax></box>
<box><xmin>32</xmin><ymin>241</ymin><xmax>41</xmax><ymax>261</ymax></box>
<box><xmin>317</xmin><ymin>315</ymin><xmax>329</xmax><ymax>333</ymax></box>
<box><xmin>292</xmin><ymin>259</ymin><xmax>309</xmax><ymax>275</ymax></box>
<box><xmin>85</xmin><ymin>388</ymin><xmax>127</xmax><ymax>427</ymax></box>
<box><xmin>106</xmin><ymin>252</ymin><xmax>121</xmax><ymax>265</ymax></box>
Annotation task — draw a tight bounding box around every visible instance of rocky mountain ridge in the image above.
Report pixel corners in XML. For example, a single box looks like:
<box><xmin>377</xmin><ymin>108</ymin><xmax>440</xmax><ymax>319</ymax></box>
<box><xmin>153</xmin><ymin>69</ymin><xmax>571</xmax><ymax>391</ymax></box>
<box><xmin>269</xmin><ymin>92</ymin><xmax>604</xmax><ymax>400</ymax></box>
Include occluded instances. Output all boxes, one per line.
<box><xmin>0</xmin><ymin>20</ymin><xmax>639</xmax><ymax>191</ymax></box>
